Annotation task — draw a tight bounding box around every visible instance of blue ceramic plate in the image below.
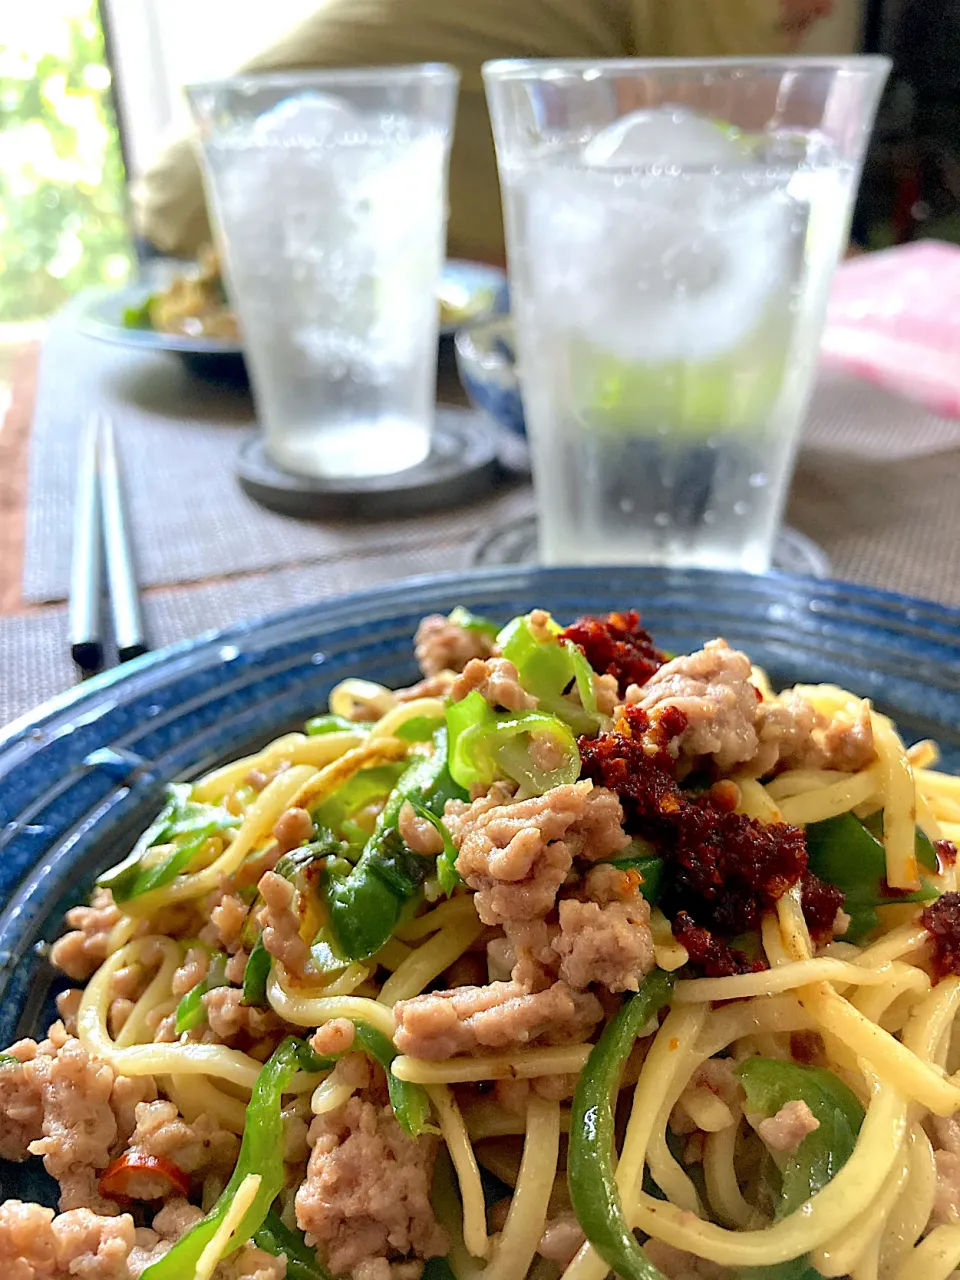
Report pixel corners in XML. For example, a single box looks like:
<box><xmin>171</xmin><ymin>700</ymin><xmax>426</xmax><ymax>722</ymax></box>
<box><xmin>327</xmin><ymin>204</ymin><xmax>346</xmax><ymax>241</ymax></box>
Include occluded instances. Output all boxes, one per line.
<box><xmin>1</xmin><ymin>566</ymin><xmax>959</xmax><ymax>1056</ymax></box>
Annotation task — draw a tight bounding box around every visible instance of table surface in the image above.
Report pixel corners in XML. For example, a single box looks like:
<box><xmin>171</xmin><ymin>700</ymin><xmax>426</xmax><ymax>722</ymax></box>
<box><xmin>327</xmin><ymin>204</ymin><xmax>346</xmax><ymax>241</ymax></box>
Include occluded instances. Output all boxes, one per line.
<box><xmin>3</xmin><ymin>315</ymin><xmax>960</xmax><ymax>729</ymax></box>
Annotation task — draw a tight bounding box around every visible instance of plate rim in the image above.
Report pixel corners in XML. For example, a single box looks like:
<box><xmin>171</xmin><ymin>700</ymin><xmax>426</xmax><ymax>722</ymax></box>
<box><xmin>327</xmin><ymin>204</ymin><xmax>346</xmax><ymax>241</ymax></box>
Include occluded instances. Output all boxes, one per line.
<box><xmin>3</xmin><ymin>564</ymin><xmax>959</xmax><ymax>755</ymax></box>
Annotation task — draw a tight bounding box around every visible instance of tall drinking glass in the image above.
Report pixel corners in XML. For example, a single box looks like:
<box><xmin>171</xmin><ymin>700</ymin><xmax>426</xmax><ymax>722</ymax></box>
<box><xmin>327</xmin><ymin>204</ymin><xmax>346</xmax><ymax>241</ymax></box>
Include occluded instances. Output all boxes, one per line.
<box><xmin>484</xmin><ymin>59</ymin><xmax>889</xmax><ymax>569</ymax></box>
<box><xmin>188</xmin><ymin>66</ymin><xmax>459</xmax><ymax>479</ymax></box>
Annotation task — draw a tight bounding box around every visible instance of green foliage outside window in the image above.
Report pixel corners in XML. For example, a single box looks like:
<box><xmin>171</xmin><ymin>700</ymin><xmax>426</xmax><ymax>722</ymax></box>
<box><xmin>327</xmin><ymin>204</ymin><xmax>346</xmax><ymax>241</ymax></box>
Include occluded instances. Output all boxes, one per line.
<box><xmin>0</xmin><ymin>1</ymin><xmax>133</xmax><ymax>324</ymax></box>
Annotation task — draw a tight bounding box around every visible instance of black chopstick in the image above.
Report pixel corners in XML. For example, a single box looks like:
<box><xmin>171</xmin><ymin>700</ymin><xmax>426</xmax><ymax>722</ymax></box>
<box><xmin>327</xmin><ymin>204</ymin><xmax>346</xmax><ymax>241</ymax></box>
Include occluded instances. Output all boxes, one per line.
<box><xmin>98</xmin><ymin>416</ymin><xmax>149</xmax><ymax>664</ymax></box>
<box><xmin>68</xmin><ymin>413</ymin><xmax>104</xmax><ymax>674</ymax></box>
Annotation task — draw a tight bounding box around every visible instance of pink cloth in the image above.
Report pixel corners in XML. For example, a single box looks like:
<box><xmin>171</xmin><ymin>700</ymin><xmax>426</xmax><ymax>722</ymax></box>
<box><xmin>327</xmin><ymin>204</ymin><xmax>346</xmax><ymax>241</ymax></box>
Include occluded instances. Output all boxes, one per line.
<box><xmin>821</xmin><ymin>241</ymin><xmax>960</xmax><ymax>419</ymax></box>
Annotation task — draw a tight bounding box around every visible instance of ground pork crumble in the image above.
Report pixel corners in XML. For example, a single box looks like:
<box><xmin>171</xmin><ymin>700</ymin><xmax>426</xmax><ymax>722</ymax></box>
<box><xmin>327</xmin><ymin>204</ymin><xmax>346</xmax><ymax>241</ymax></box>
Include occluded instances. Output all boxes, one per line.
<box><xmin>413</xmin><ymin>614</ymin><xmax>495</xmax><ymax>679</ymax></box>
<box><xmin>295</xmin><ymin>1081</ymin><xmax>447</xmax><ymax>1278</ymax></box>
<box><xmin>628</xmin><ymin>638</ymin><xmax>877</xmax><ymax>778</ymax></box>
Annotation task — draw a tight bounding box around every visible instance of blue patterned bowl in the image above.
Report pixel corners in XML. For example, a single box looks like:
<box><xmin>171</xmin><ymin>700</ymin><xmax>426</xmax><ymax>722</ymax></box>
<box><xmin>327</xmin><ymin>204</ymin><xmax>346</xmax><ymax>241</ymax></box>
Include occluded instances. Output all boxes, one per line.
<box><xmin>455</xmin><ymin>316</ymin><xmax>526</xmax><ymax>438</ymax></box>
<box><xmin>1</xmin><ymin>565</ymin><xmax>959</xmax><ymax>1064</ymax></box>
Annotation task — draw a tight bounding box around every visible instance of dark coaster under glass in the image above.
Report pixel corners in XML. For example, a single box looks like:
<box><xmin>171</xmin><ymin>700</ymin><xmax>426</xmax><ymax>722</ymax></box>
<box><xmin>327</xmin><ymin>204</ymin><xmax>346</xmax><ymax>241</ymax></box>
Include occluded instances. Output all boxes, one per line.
<box><xmin>236</xmin><ymin>407</ymin><xmax>503</xmax><ymax>519</ymax></box>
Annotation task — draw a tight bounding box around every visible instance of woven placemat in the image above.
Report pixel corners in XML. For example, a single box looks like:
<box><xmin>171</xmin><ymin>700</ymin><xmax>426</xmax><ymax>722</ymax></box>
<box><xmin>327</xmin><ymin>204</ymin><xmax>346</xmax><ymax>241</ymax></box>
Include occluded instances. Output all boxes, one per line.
<box><xmin>2</xmin><ymin>539</ymin><xmax>487</xmax><ymax>727</ymax></box>
<box><xmin>22</xmin><ymin>312</ymin><xmax>533</xmax><ymax>603</ymax></box>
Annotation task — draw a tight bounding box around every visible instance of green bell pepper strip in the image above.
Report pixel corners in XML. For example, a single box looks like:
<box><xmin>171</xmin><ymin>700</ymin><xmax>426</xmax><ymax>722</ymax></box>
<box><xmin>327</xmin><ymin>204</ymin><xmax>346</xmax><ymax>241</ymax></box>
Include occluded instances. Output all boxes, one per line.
<box><xmin>305</xmin><ymin>713</ymin><xmax>371</xmax><ymax>736</ymax></box>
<box><xmin>446</xmin><ymin>692</ymin><xmax>580</xmax><ymax>796</ymax></box>
<box><xmin>254</xmin><ymin>1211</ymin><xmax>334</xmax><ymax>1280</ymax></box>
<box><xmin>568</xmin><ymin>970</ymin><xmax>675</xmax><ymax>1280</ymax></box>
<box><xmin>97</xmin><ymin>784</ymin><xmax>241</xmax><ymax>903</ymax></box>
<box><xmin>311</xmin><ymin>764</ymin><xmax>408</xmax><ymax>843</ymax></box>
<box><xmin>805</xmin><ymin>812</ymin><xmax>939</xmax><ymax>943</ymax></box>
<box><xmin>241</xmin><ymin>935</ymin><xmax>272</xmax><ymax>1008</ymax></box>
<box><xmin>350</xmin><ymin>1019</ymin><xmax>432</xmax><ymax>1136</ymax></box>
<box><xmin>174</xmin><ymin>951</ymin><xmax>229</xmax><ymax>1036</ymax></box>
<box><xmin>497</xmin><ymin>614</ymin><xmax>601</xmax><ymax>735</ymax></box>
<box><xmin>141</xmin><ymin>1037</ymin><xmax>333</xmax><ymax>1280</ymax></box>
<box><xmin>123</xmin><ymin>298</ymin><xmax>154</xmax><ymax>329</ymax></box>
<box><xmin>323</xmin><ymin>729</ymin><xmax>467</xmax><ymax>961</ymax></box>
<box><xmin>407</xmin><ymin>798</ymin><xmax>462</xmax><ymax>895</ymax></box>
<box><xmin>602</xmin><ymin>838</ymin><xmax>665</xmax><ymax>906</ymax></box>
<box><xmin>447</xmin><ymin>605</ymin><xmax>499</xmax><ymax>641</ymax></box>
<box><xmin>396</xmin><ymin>715</ymin><xmax>446</xmax><ymax>742</ymax></box>
<box><xmin>736</xmin><ymin>1058</ymin><xmax>865</xmax><ymax>1219</ymax></box>
<box><xmin>861</xmin><ymin>810</ymin><xmax>940</xmax><ymax>870</ymax></box>
<box><xmin>421</xmin><ymin>1259</ymin><xmax>457</xmax><ymax>1280</ymax></box>
<box><xmin>0</xmin><ymin>1054</ymin><xmax>18</xmax><ymax>1066</ymax></box>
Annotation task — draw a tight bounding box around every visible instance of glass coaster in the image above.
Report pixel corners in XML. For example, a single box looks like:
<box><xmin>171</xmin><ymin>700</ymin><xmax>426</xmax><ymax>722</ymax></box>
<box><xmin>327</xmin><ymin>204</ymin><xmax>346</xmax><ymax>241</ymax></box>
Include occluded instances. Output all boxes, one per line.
<box><xmin>236</xmin><ymin>407</ymin><xmax>501</xmax><ymax>520</ymax></box>
<box><xmin>472</xmin><ymin>515</ymin><xmax>831</xmax><ymax>577</ymax></box>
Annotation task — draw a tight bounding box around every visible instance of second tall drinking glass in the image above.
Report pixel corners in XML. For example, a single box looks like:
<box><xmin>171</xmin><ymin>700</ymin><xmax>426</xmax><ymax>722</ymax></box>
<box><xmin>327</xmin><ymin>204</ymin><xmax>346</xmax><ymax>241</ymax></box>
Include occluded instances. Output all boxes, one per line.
<box><xmin>484</xmin><ymin>58</ymin><xmax>888</xmax><ymax>569</ymax></box>
<box><xmin>189</xmin><ymin>66</ymin><xmax>459</xmax><ymax>480</ymax></box>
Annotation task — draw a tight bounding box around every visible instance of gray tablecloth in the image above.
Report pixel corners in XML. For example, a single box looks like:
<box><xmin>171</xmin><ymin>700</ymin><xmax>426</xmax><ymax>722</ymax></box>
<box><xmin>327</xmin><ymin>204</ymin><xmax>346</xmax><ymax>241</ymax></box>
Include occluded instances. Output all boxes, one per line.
<box><xmin>22</xmin><ymin>316</ymin><xmax>532</xmax><ymax>602</ymax></box>
<box><xmin>6</xmin><ymin>307</ymin><xmax>960</xmax><ymax>728</ymax></box>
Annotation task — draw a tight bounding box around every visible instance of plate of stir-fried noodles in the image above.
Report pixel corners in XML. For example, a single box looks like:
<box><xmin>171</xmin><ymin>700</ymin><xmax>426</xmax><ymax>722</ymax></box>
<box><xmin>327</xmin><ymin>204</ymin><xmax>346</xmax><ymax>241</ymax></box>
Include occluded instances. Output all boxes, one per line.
<box><xmin>1</xmin><ymin>567</ymin><xmax>959</xmax><ymax>1280</ymax></box>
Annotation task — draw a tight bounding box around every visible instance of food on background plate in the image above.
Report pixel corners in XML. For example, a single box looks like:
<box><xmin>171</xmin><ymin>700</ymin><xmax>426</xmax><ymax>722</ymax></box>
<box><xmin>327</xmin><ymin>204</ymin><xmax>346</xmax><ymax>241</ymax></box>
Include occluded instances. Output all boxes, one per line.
<box><xmin>2</xmin><ymin>605</ymin><xmax>959</xmax><ymax>1280</ymax></box>
<box><xmin>124</xmin><ymin>247</ymin><xmax>239</xmax><ymax>341</ymax></box>
<box><xmin>125</xmin><ymin>251</ymin><xmax>495</xmax><ymax>341</ymax></box>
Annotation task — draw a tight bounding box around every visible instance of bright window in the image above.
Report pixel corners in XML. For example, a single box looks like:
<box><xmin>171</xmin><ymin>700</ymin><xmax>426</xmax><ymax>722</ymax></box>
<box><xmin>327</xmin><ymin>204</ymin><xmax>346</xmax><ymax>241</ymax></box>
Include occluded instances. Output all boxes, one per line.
<box><xmin>0</xmin><ymin>0</ymin><xmax>133</xmax><ymax>324</ymax></box>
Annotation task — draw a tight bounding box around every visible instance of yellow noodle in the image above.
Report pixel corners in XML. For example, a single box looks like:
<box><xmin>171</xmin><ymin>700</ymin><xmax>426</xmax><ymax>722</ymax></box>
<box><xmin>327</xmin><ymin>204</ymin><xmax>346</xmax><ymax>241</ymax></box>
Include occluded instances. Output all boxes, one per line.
<box><xmin>782</xmin><ymin>890</ymin><xmax>949</xmax><ymax>1096</ymax></box>
<box><xmin>880</xmin><ymin>1124</ymin><xmax>939</xmax><ymax>1280</ymax></box>
<box><xmin>649</xmin><ymin>908</ymin><xmax>689</xmax><ymax>971</ymax></box>
<box><xmin>777</xmin><ymin>767</ymin><xmax>881</xmax><ymax>826</ymax></box>
<box><xmin>317</xmin><ymin>964</ymin><xmax>373</xmax><ymax>998</ymax></box>
<box><xmin>908</xmin><ymin>741</ymin><xmax>939</xmax><ymax>769</ymax></box>
<box><xmin>369</xmin><ymin>698</ymin><xmax>447</xmax><ymax>739</ymax></box>
<box><xmin>166</xmin><ymin>1073</ymin><xmax>248</xmax><ymax>1134</ymax></box>
<box><xmin>460</xmin><ymin>1101</ymin><xmax>573</xmax><ymax>1141</ymax></box>
<box><xmin>433</xmin><ymin>1150</ymin><xmax>486</xmax><ymax>1280</ymax></box>
<box><xmin>871</xmin><ymin>713</ymin><xmax>920</xmax><ymax>889</ymax></box>
<box><xmin>329</xmin><ymin>678</ymin><xmax>398</xmax><ymax>720</ymax></box>
<box><xmin>481</xmin><ymin>1097</ymin><xmax>560</xmax><ymax>1280</ymax></box>
<box><xmin>106</xmin><ymin>913</ymin><xmax>142</xmax><ymax>953</ymax></box>
<box><xmin>192</xmin><ymin>732</ymin><xmax>364</xmax><ymax>801</ymax></box>
<box><xmin>288</xmin><ymin>737</ymin><xmax>409</xmax><ymax>811</ymax></box>
<box><xmin>124</xmin><ymin>765</ymin><xmax>316</xmax><ymax>915</ymax></box>
<box><xmin>915</xmin><ymin>789</ymin><xmax>944</xmax><ymax>842</ymax></box>
<box><xmin>680</xmin><ymin>1088</ymin><xmax>734</xmax><ymax>1134</ymax></box>
<box><xmin>196</xmin><ymin>1173</ymin><xmax>261</xmax><ymax>1280</ymax></box>
<box><xmin>646</xmin><ymin>1124</ymin><xmax>703</xmax><ymax>1217</ymax></box>
<box><xmin>735</xmin><ymin>778</ymin><xmax>785</xmax><ymax>824</ymax></box>
<box><xmin>766</xmin><ymin>769</ymin><xmax>858</xmax><ymax>802</ymax></box>
<box><xmin>813</xmin><ymin>1131</ymin><xmax>913</xmax><ymax>1275</ymax></box>
<box><xmin>781</xmin><ymin>938</ymin><xmax>960</xmax><ymax>1112</ymax></box>
<box><xmin>703</xmin><ymin>1121</ymin><xmax>764</xmax><ymax>1230</ymax></box>
<box><xmin>849</xmin><ymin>965</ymin><xmax>931</xmax><ymax>1025</ymax></box>
<box><xmin>857</xmin><ymin>923</ymin><xmax>931</xmax><ymax>967</ymax></box>
<box><xmin>674</xmin><ymin>958</ymin><xmax>901</xmax><ymax>1004</ymax></box>
<box><xmin>392</xmin><ymin>1045</ymin><xmax>592</xmax><ymax>1085</ymax></box>
<box><xmin>564</xmin><ymin>907</ymin><xmax>908</xmax><ymax>1275</ymax></box>
<box><xmin>379</xmin><ymin>917</ymin><xmax>485</xmax><ymax>1005</ymax></box>
<box><xmin>895</xmin><ymin>1224</ymin><xmax>960</xmax><ymax>1280</ymax></box>
<box><xmin>266</xmin><ymin>968</ymin><xmax>396</xmax><ymax>1037</ymax></box>
<box><xmin>396</xmin><ymin>896</ymin><xmax>480</xmax><ymax>942</ymax></box>
<box><xmin>374</xmin><ymin>938</ymin><xmax>415</xmax><ymax>971</ymax></box>
<box><xmin>624</xmin><ymin>1081</ymin><xmax>908</xmax><ymax>1266</ymax></box>
<box><xmin>81</xmin><ymin>945</ymin><xmax>312</xmax><ymax>1090</ymax></box>
<box><xmin>428</xmin><ymin>1085</ymin><xmax>490</xmax><ymax>1259</ymax></box>
<box><xmin>114</xmin><ymin>938</ymin><xmax>183</xmax><ymax>1047</ymax></box>
<box><xmin>917</xmin><ymin>769</ymin><xmax>960</xmax><ymax>802</ymax></box>
<box><xmin>562</xmin><ymin>1006</ymin><xmax>707</xmax><ymax>1280</ymax></box>
<box><xmin>311</xmin><ymin>1078</ymin><xmax>359</xmax><ymax>1116</ymax></box>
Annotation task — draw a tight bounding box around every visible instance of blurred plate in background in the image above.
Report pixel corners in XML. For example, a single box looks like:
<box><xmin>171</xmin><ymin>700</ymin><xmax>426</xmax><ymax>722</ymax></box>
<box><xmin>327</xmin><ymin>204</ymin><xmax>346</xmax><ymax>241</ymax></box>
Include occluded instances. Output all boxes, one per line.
<box><xmin>76</xmin><ymin>259</ymin><xmax>508</xmax><ymax>384</ymax></box>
